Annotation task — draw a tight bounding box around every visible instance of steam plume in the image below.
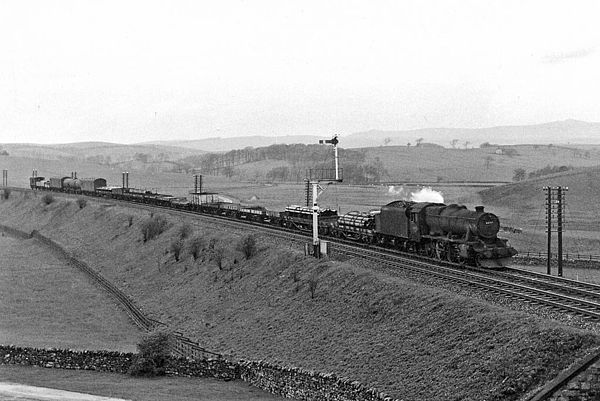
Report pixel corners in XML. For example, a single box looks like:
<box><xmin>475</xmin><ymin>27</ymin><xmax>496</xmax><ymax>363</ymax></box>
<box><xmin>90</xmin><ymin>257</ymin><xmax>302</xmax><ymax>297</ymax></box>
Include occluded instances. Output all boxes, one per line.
<box><xmin>388</xmin><ymin>186</ymin><xmax>444</xmax><ymax>203</ymax></box>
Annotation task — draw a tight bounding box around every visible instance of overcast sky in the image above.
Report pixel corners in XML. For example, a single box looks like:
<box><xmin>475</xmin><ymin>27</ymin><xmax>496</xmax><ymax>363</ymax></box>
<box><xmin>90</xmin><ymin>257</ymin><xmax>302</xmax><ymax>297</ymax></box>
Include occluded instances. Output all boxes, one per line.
<box><xmin>1</xmin><ymin>0</ymin><xmax>599</xmax><ymax>144</ymax></box>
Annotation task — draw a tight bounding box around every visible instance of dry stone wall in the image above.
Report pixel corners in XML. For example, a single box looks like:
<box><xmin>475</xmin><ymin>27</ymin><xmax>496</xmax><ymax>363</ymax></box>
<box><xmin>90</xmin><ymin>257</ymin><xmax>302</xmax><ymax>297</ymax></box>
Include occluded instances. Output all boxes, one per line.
<box><xmin>1</xmin><ymin>345</ymin><xmax>396</xmax><ymax>401</ymax></box>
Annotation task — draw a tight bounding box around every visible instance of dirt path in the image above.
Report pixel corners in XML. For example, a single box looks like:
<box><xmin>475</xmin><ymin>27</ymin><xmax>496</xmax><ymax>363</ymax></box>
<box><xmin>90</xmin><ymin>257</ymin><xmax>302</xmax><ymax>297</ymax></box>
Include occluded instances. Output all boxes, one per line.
<box><xmin>0</xmin><ymin>382</ymin><xmax>130</xmax><ymax>401</ymax></box>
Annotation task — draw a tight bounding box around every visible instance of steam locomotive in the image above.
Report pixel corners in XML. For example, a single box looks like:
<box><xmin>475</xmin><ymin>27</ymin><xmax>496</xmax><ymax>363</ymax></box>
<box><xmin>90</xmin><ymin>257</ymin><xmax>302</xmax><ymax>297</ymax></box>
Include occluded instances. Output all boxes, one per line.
<box><xmin>333</xmin><ymin>201</ymin><xmax>516</xmax><ymax>267</ymax></box>
<box><xmin>29</xmin><ymin>173</ymin><xmax>516</xmax><ymax>267</ymax></box>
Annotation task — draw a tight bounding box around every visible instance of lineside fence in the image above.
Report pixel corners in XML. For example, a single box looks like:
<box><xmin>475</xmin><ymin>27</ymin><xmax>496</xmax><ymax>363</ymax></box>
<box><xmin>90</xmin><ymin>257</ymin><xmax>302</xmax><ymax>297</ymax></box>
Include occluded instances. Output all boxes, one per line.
<box><xmin>518</xmin><ymin>251</ymin><xmax>600</xmax><ymax>262</ymax></box>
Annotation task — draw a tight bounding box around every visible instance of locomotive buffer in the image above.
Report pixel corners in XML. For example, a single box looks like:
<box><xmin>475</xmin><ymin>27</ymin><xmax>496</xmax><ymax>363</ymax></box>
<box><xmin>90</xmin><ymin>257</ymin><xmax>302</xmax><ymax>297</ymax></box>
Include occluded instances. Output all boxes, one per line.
<box><xmin>309</xmin><ymin>135</ymin><xmax>343</xmax><ymax>257</ymax></box>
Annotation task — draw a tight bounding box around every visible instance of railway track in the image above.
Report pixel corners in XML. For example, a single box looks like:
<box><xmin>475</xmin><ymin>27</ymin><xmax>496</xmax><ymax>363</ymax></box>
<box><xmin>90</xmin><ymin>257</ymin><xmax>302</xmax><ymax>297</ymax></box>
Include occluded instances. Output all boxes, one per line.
<box><xmin>143</xmin><ymin>201</ymin><xmax>600</xmax><ymax>322</ymax></box>
<box><xmin>75</xmin><ymin>193</ymin><xmax>600</xmax><ymax>322</ymax></box>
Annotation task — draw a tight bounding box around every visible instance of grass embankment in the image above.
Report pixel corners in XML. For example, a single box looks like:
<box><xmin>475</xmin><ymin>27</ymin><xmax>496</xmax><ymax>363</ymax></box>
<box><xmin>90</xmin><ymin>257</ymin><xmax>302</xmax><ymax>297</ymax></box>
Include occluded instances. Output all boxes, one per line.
<box><xmin>1</xmin><ymin>191</ymin><xmax>599</xmax><ymax>401</ymax></box>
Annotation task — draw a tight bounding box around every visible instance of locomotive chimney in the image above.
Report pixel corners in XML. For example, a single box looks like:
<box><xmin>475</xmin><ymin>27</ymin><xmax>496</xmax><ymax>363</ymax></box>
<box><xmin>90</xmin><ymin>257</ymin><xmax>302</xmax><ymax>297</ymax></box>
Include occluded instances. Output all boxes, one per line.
<box><xmin>475</xmin><ymin>206</ymin><xmax>484</xmax><ymax>213</ymax></box>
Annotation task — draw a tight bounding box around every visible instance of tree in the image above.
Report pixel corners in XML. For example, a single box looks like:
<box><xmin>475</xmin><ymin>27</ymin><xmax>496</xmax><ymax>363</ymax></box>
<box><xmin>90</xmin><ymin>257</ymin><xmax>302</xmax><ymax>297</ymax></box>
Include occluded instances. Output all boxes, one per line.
<box><xmin>222</xmin><ymin>165</ymin><xmax>234</xmax><ymax>179</ymax></box>
<box><xmin>513</xmin><ymin>168</ymin><xmax>526</xmax><ymax>182</ymax></box>
<box><xmin>135</xmin><ymin>153</ymin><xmax>150</xmax><ymax>163</ymax></box>
<box><xmin>415</xmin><ymin>137</ymin><xmax>424</xmax><ymax>147</ymax></box>
<box><xmin>450</xmin><ymin>139</ymin><xmax>459</xmax><ymax>149</ymax></box>
<box><xmin>484</xmin><ymin>155</ymin><xmax>493</xmax><ymax>169</ymax></box>
<box><xmin>383</xmin><ymin>137</ymin><xmax>392</xmax><ymax>146</ymax></box>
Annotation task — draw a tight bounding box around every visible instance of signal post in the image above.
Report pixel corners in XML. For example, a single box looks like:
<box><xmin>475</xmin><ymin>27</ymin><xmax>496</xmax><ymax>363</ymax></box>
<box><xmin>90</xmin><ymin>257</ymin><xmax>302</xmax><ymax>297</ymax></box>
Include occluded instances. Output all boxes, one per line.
<box><xmin>308</xmin><ymin>136</ymin><xmax>343</xmax><ymax>258</ymax></box>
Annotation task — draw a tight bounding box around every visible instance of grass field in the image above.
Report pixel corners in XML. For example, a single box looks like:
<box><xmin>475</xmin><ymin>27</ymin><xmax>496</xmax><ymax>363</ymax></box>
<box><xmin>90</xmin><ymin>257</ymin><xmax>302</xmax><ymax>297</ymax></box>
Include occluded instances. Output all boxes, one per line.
<box><xmin>0</xmin><ymin>365</ymin><xmax>281</xmax><ymax>401</ymax></box>
<box><xmin>0</xmin><ymin>235</ymin><xmax>140</xmax><ymax>352</ymax></box>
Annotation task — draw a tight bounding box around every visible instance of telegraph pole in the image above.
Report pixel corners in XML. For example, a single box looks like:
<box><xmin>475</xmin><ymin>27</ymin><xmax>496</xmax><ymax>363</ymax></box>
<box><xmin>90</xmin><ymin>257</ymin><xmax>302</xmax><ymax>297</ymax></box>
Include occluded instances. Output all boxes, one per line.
<box><xmin>557</xmin><ymin>187</ymin><xmax>564</xmax><ymax>277</ymax></box>
<box><xmin>543</xmin><ymin>186</ymin><xmax>567</xmax><ymax>276</ymax></box>
<box><xmin>545</xmin><ymin>187</ymin><xmax>552</xmax><ymax>275</ymax></box>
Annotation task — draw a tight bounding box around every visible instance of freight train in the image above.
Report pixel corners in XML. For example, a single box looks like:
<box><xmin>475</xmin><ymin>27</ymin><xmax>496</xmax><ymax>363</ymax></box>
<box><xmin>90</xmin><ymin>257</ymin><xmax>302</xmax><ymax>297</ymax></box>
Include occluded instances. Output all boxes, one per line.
<box><xmin>29</xmin><ymin>173</ymin><xmax>516</xmax><ymax>267</ymax></box>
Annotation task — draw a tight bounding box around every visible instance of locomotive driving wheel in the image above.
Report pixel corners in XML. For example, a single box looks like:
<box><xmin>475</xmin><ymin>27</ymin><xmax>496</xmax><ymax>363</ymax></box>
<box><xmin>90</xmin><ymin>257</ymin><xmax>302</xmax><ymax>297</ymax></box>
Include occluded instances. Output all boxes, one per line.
<box><xmin>435</xmin><ymin>242</ymin><xmax>447</xmax><ymax>261</ymax></box>
<box><xmin>446</xmin><ymin>245</ymin><xmax>459</xmax><ymax>263</ymax></box>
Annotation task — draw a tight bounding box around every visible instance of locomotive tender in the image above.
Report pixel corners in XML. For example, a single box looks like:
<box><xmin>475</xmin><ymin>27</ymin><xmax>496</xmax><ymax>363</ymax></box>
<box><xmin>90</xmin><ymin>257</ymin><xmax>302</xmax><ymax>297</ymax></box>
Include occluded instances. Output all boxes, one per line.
<box><xmin>30</xmin><ymin>173</ymin><xmax>516</xmax><ymax>267</ymax></box>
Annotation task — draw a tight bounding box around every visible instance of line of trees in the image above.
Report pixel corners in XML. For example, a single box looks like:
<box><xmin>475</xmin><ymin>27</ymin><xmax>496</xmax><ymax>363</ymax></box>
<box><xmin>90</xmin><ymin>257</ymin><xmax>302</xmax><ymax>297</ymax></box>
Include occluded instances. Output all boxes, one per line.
<box><xmin>182</xmin><ymin>144</ymin><xmax>389</xmax><ymax>184</ymax></box>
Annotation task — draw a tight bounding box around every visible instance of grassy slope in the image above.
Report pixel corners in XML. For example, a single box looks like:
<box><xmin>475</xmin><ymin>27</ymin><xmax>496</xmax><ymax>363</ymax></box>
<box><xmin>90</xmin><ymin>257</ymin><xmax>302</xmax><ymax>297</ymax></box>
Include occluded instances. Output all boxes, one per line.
<box><xmin>362</xmin><ymin>144</ymin><xmax>600</xmax><ymax>183</ymax></box>
<box><xmin>0</xmin><ymin>192</ymin><xmax>599</xmax><ymax>401</ymax></box>
<box><xmin>478</xmin><ymin>166</ymin><xmax>600</xmax><ymax>253</ymax></box>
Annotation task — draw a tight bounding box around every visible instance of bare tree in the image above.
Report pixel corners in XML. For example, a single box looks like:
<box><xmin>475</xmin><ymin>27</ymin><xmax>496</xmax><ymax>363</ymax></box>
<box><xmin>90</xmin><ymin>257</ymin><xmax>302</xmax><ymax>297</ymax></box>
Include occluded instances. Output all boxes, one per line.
<box><xmin>512</xmin><ymin>168</ymin><xmax>526</xmax><ymax>182</ymax></box>
<box><xmin>307</xmin><ymin>275</ymin><xmax>318</xmax><ymax>299</ymax></box>
<box><xmin>484</xmin><ymin>155</ymin><xmax>493</xmax><ymax>169</ymax></box>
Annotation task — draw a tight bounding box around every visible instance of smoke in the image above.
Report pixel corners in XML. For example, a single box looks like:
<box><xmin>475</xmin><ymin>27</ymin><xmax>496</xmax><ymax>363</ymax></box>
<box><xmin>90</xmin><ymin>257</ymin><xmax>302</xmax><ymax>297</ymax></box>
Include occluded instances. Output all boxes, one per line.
<box><xmin>388</xmin><ymin>186</ymin><xmax>444</xmax><ymax>203</ymax></box>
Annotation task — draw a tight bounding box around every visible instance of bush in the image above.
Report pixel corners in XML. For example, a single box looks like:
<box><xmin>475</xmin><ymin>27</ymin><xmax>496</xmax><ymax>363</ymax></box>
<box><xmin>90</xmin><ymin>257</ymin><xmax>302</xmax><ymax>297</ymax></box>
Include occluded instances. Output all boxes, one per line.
<box><xmin>213</xmin><ymin>246</ymin><xmax>225</xmax><ymax>270</ymax></box>
<box><xmin>76</xmin><ymin>197</ymin><xmax>87</xmax><ymax>209</ymax></box>
<box><xmin>140</xmin><ymin>215</ymin><xmax>169</xmax><ymax>242</ymax></box>
<box><xmin>188</xmin><ymin>235</ymin><xmax>205</xmax><ymax>260</ymax></box>
<box><xmin>177</xmin><ymin>223</ymin><xmax>193</xmax><ymax>239</ymax></box>
<box><xmin>2</xmin><ymin>188</ymin><xmax>11</xmax><ymax>200</ymax></box>
<box><xmin>41</xmin><ymin>193</ymin><xmax>54</xmax><ymax>205</ymax></box>
<box><xmin>127</xmin><ymin>215</ymin><xmax>134</xmax><ymax>227</ymax></box>
<box><xmin>238</xmin><ymin>234</ymin><xmax>257</xmax><ymax>259</ymax></box>
<box><xmin>128</xmin><ymin>330</ymin><xmax>173</xmax><ymax>377</ymax></box>
<box><xmin>307</xmin><ymin>275</ymin><xmax>318</xmax><ymax>299</ymax></box>
<box><xmin>169</xmin><ymin>238</ymin><xmax>184</xmax><ymax>261</ymax></box>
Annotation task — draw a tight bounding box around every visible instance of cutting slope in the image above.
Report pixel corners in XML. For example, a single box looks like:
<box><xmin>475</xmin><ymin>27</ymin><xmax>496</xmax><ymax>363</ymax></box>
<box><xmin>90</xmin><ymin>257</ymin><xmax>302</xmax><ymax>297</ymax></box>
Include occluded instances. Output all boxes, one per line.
<box><xmin>0</xmin><ymin>191</ymin><xmax>598</xmax><ymax>401</ymax></box>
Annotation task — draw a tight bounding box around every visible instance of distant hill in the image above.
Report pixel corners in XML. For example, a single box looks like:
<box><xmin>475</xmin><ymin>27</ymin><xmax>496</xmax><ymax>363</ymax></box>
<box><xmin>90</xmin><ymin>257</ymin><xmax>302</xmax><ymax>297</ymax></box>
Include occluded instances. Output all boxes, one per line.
<box><xmin>140</xmin><ymin>119</ymin><xmax>600</xmax><ymax>152</ymax></box>
<box><xmin>0</xmin><ymin>141</ymin><xmax>203</xmax><ymax>164</ymax></box>
<box><xmin>142</xmin><ymin>135</ymin><xmax>326</xmax><ymax>152</ymax></box>
<box><xmin>344</xmin><ymin>119</ymin><xmax>600</xmax><ymax>149</ymax></box>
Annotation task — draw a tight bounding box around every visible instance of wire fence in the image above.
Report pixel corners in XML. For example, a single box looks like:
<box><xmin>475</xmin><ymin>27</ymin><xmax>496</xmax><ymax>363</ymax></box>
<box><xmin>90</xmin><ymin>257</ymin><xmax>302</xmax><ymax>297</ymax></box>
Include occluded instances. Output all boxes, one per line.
<box><xmin>518</xmin><ymin>251</ymin><xmax>600</xmax><ymax>262</ymax></box>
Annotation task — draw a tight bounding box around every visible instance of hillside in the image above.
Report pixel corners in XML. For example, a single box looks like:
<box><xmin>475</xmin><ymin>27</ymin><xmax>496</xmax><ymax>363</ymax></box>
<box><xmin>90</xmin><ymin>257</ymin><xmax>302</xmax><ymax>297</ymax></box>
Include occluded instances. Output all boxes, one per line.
<box><xmin>137</xmin><ymin>119</ymin><xmax>600</xmax><ymax>151</ymax></box>
<box><xmin>477</xmin><ymin>165</ymin><xmax>600</xmax><ymax>253</ymax></box>
<box><xmin>176</xmin><ymin>142</ymin><xmax>600</xmax><ymax>184</ymax></box>
<box><xmin>0</xmin><ymin>142</ymin><xmax>202</xmax><ymax>167</ymax></box>
<box><xmin>1</xmin><ymin>191</ymin><xmax>599</xmax><ymax>400</ymax></box>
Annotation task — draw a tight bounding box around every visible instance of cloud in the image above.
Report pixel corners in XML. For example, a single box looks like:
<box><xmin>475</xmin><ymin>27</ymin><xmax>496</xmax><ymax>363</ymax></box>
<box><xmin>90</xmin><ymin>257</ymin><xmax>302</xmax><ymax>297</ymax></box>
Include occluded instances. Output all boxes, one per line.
<box><xmin>542</xmin><ymin>46</ymin><xmax>597</xmax><ymax>64</ymax></box>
